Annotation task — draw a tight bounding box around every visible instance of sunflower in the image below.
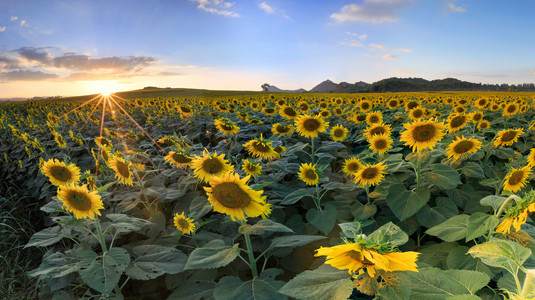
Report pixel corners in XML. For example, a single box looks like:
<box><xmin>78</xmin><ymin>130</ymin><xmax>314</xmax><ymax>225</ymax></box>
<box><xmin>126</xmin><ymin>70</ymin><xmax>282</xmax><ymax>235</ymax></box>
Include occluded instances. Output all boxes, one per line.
<box><xmin>368</xmin><ymin>134</ymin><xmax>393</xmax><ymax>155</ymax></box>
<box><xmin>404</xmin><ymin>100</ymin><xmax>420</xmax><ymax>112</ymax></box>
<box><xmin>214</xmin><ymin>118</ymin><xmax>239</xmax><ymax>136</ymax></box>
<box><xmin>315</xmin><ymin>241</ymin><xmax>419</xmax><ymax>277</ymax></box>
<box><xmin>295</xmin><ymin>114</ymin><xmax>329</xmax><ymax>139</ymax></box>
<box><xmin>279</xmin><ymin>105</ymin><xmax>299</xmax><ymax>120</ymax></box>
<box><xmin>408</xmin><ymin>107</ymin><xmax>425</xmax><ymax>120</ymax></box>
<box><xmin>330</xmin><ymin>125</ymin><xmax>349</xmax><ymax>142</ymax></box>
<box><xmin>242</xmin><ymin>160</ymin><xmax>262</xmax><ymax>176</ymax></box>
<box><xmin>109</xmin><ymin>155</ymin><xmax>134</xmax><ymax>186</ymax></box>
<box><xmin>400</xmin><ymin>119</ymin><xmax>446</xmax><ymax>152</ymax></box>
<box><xmin>297</xmin><ymin>101</ymin><xmax>310</xmax><ymax>112</ymax></box>
<box><xmin>446</xmin><ymin>114</ymin><xmax>470</xmax><ymax>133</ymax></box>
<box><xmin>358</xmin><ymin>100</ymin><xmax>373</xmax><ymax>112</ymax></box>
<box><xmin>191</xmin><ymin>150</ymin><xmax>233</xmax><ymax>183</ymax></box>
<box><xmin>57</xmin><ymin>184</ymin><xmax>104</xmax><ymax>219</ymax></box>
<box><xmin>365</xmin><ymin>111</ymin><xmax>383</xmax><ymax>126</ymax></box>
<box><xmin>99</xmin><ymin>148</ymin><xmax>112</xmax><ymax>166</ymax></box>
<box><xmin>454</xmin><ymin>106</ymin><xmax>466</xmax><ymax>114</ymax></box>
<box><xmin>527</xmin><ymin>149</ymin><xmax>535</xmax><ymax>167</ymax></box>
<box><xmin>165</xmin><ymin>151</ymin><xmax>193</xmax><ymax>168</ymax></box>
<box><xmin>262</xmin><ymin>107</ymin><xmax>277</xmax><ymax>116</ymax></box>
<box><xmin>446</xmin><ymin>136</ymin><xmax>482</xmax><ymax>161</ymax></box>
<box><xmin>386</xmin><ymin>99</ymin><xmax>399</xmax><ymax>109</ymax></box>
<box><xmin>319</xmin><ymin>110</ymin><xmax>332</xmax><ymax>118</ymax></box>
<box><xmin>271</xmin><ymin>123</ymin><xmax>294</xmax><ymax>136</ymax></box>
<box><xmin>273</xmin><ymin>145</ymin><xmax>286</xmax><ymax>158</ymax></box>
<box><xmin>54</xmin><ymin>133</ymin><xmax>67</xmax><ymax>148</ymax></box>
<box><xmin>502</xmin><ymin>103</ymin><xmax>519</xmax><ymax>117</ymax></box>
<box><xmin>503</xmin><ymin>166</ymin><xmax>532</xmax><ymax>193</ymax></box>
<box><xmin>355</xmin><ymin>162</ymin><xmax>387</xmax><ymax>187</ymax></box>
<box><xmin>95</xmin><ymin>136</ymin><xmax>113</xmax><ymax>149</ymax></box>
<box><xmin>298</xmin><ymin>163</ymin><xmax>319</xmax><ymax>186</ymax></box>
<box><xmin>363</xmin><ymin>123</ymin><xmax>392</xmax><ymax>140</ymax></box>
<box><xmin>342</xmin><ymin>157</ymin><xmax>363</xmax><ymax>176</ymax></box>
<box><xmin>478</xmin><ymin>120</ymin><xmax>491</xmax><ymax>130</ymax></box>
<box><xmin>204</xmin><ymin>173</ymin><xmax>271</xmax><ymax>221</ymax></box>
<box><xmin>494</xmin><ymin>128</ymin><xmax>524</xmax><ymax>148</ymax></box>
<box><xmin>474</xmin><ymin>97</ymin><xmax>489</xmax><ymax>110</ymax></box>
<box><xmin>496</xmin><ymin>191</ymin><xmax>535</xmax><ymax>234</ymax></box>
<box><xmin>243</xmin><ymin>135</ymin><xmax>278</xmax><ymax>161</ymax></box>
<box><xmin>41</xmin><ymin>159</ymin><xmax>81</xmax><ymax>187</ymax></box>
<box><xmin>174</xmin><ymin>212</ymin><xmax>196</xmax><ymax>235</ymax></box>
<box><xmin>470</xmin><ymin>111</ymin><xmax>484</xmax><ymax>123</ymax></box>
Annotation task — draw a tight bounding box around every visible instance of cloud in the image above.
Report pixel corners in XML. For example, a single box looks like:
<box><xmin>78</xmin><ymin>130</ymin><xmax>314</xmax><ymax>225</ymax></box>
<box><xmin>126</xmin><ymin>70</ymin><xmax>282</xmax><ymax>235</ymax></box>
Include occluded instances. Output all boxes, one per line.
<box><xmin>340</xmin><ymin>40</ymin><xmax>364</xmax><ymax>47</ymax></box>
<box><xmin>0</xmin><ymin>27</ymin><xmax>5</xmax><ymax>32</ymax></box>
<box><xmin>529</xmin><ymin>70</ymin><xmax>535</xmax><ymax>76</ymax></box>
<box><xmin>192</xmin><ymin>0</ymin><xmax>240</xmax><ymax>17</ymax></box>
<box><xmin>400</xmin><ymin>48</ymin><xmax>413</xmax><ymax>53</ymax></box>
<box><xmin>10</xmin><ymin>16</ymin><xmax>18</xmax><ymax>21</ymax></box>
<box><xmin>331</xmin><ymin>0</ymin><xmax>414</xmax><ymax>24</ymax></box>
<box><xmin>382</xmin><ymin>54</ymin><xmax>397</xmax><ymax>59</ymax></box>
<box><xmin>446</xmin><ymin>0</ymin><xmax>466</xmax><ymax>12</ymax></box>
<box><xmin>259</xmin><ymin>2</ymin><xmax>274</xmax><ymax>14</ymax></box>
<box><xmin>369</xmin><ymin>44</ymin><xmax>387</xmax><ymax>51</ymax></box>
<box><xmin>15</xmin><ymin>47</ymin><xmax>52</xmax><ymax>63</ymax></box>
<box><xmin>0</xmin><ymin>70</ymin><xmax>59</xmax><ymax>82</ymax></box>
<box><xmin>346</xmin><ymin>32</ymin><xmax>368</xmax><ymax>40</ymax></box>
<box><xmin>20</xmin><ymin>20</ymin><xmax>28</xmax><ymax>27</ymax></box>
<box><xmin>0</xmin><ymin>55</ymin><xmax>21</xmax><ymax>68</ymax></box>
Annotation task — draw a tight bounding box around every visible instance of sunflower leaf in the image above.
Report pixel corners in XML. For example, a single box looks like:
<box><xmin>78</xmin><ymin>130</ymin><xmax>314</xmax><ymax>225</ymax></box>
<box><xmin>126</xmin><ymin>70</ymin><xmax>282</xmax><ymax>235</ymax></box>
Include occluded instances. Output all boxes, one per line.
<box><xmin>271</xmin><ymin>235</ymin><xmax>327</xmax><ymax>248</ymax></box>
<box><xmin>125</xmin><ymin>245</ymin><xmax>187</xmax><ymax>280</ymax></box>
<box><xmin>467</xmin><ymin>239</ymin><xmax>532</xmax><ymax>275</ymax></box>
<box><xmin>386</xmin><ymin>184</ymin><xmax>430</xmax><ymax>221</ymax></box>
<box><xmin>238</xmin><ymin>219</ymin><xmax>294</xmax><ymax>235</ymax></box>
<box><xmin>79</xmin><ymin>247</ymin><xmax>130</xmax><ymax>297</ymax></box>
<box><xmin>183</xmin><ymin>240</ymin><xmax>240</xmax><ymax>270</ymax></box>
<box><xmin>25</xmin><ymin>225</ymin><xmax>67</xmax><ymax>248</ymax></box>
<box><xmin>213</xmin><ymin>269</ymin><xmax>287</xmax><ymax>300</ymax></box>
<box><xmin>306</xmin><ymin>204</ymin><xmax>337</xmax><ymax>234</ymax></box>
<box><xmin>465</xmin><ymin>212</ymin><xmax>499</xmax><ymax>241</ymax></box>
<box><xmin>423</xmin><ymin>164</ymin><xmax>462</xmax><ymax>190</ymax></box>
<box><xmin>278</xmin><ymin>265</ymin><xmax>353</xmax><ymax>300</ymax></box>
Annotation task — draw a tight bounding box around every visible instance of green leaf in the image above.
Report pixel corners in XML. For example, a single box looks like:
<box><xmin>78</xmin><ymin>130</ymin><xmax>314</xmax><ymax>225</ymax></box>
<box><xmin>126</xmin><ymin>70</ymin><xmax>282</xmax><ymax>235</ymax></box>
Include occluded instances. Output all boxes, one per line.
<box><xmin>105</xmin><ymin>213</ymin><xmax>151</xmax><ymax>234</ymax></box>
<box><xmin>238</xmin><ymin>219</ymin><xmax>294</xmax><ymax>235</ymax></box>
<box><xmin>79</xmin><ymin>247</ymin><xmax>131</xmax><ymax>297</ymax></box>
<box><xmin>478</xmin><ymin>177</ymin><xmax>501</xmax><ymax>188</ymax></box>
<box><xmin>25</xmin><ymin>226</ymin><xmax>66</xmax><ymax>248</ymax></box>
<box><xmin>28</xmin><ymin>249</ymin><xmax>81</xmax><ymax>279</ymax></box>
<box><xmin>322</xmin><ymin>182</ymin><xmax>356</xmax><ymax>191</ymax></box>
<box><xmin>446</xmin><ymin>246</ymin><xmax>496</xmax><ymax>278</ymax></box>
<box><xmin>461</xmin><ymin>162</ymin><xmax>485</xmax><ymax>179</ymax></box>
<box><xmin>447</xmin><ymin>295</ymin><xmax>482</xmax><ymax>300</ymax></box>
<box><xmin>213</xmin><ymin>269</ymin><xmax>287</xmax><ymax>300</ymax></box>
<box><xmin>184</xmin><ymin>240</ymin><xmax>240</xmax><ymax>270</ymax></box>
<box><xmin>306</xmin><ymin>205</ymin><xmax>337</xmax><ymax>234</ymax></box>
<box><xmin>426</xmin><ymin>215</ymin><xmax>469</xmax><ymax>242</ymax></box>
<box><xmin>271</xmin><ymin>235</ymin><xmax>327</xmax><ymax>248</ymax></box>
<box><xmin>278</xmin><ymin>265</ymin><xmax>353</xmax><ymax>300</ymax></box>
<box><xmin>167</xmin><ymin>278</ymin><xmax>215</xmax><ymax>300</ymax></box>
<box><xmin>351</xmin><ymin>202</ymin><xmax>377</xmax><ymax>220</ymax></box>
<box><xmin>338</xmin><ymin>221</ymin><xmax>362</xmax><ymax>239</ymax></box>
<box><xmin>419</xmin><ymin>242</ymin><xmax>459</xmax><ymax>269</ymax></box>
<box><xmin>318</xmin><ymin>141</ymin><xmax>346</xmax><ymax>152</ymax></box>
<box><xmin>387</xmin><ymin>184</ymin><xmax>431</xmax><ymax>221</ymax></box>
<box><xmin>423</xmin><ymin>164</ymin><xmax>462</xmax><ymax>190</ymax></box>
<box><xmin>443</xmin><ymin>269</ymin><xmax>490</xmax><ymax>295</ymax></box>
<box><xmin>416</xmin><ymin>198</ymin><xmax>459</xmax><ymax>229</ymax></box>
<box><xmin>465</xmin><ymin>213</ymin><xmax>499</xmax><ymax>241</ymax></box>
<box><xmin>479</xmin><ymin>195</ymin><xmax>506</xmax><ymax>212</ymax></box>
<box><xmin>281</xmin><ymin>188</ymin><xmax>315</xmax><ymax>205</ymax></box>
<box><xmin>367</xmin><ymin>222</ymin><xmax>409</xmax><ymax>248</ymax></box>
<box><xmin>125</xmin><ymin>245</ymin><xmax>187</xmax><ymax>280</ymax></box>
<box><xmin>468</xmin><ymin>240</ymin><xmax>532</xmax><ymax>275</ymax></box>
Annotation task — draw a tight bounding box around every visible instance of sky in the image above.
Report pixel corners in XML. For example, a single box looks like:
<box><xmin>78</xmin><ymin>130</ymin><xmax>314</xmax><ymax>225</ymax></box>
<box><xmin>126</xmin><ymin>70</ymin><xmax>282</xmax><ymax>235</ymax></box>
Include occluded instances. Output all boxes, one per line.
<box><xmin>1</xmin><ymin>0</ymin><xmax>535</xmax><ymax>97</ymax></box>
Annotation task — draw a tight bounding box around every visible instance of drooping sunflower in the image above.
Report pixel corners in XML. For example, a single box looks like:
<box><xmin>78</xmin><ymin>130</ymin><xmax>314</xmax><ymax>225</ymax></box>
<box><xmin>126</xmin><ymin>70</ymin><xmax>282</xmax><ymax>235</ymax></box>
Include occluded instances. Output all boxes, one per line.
<box><xmin>494</xmin><ymin>128</ymin><xmax>524</xmax><ymax>148</ymax></box>
<box><xmin>95</xmin><ymin>136</ymin><xmax>113</xmax><ymax>149</ymax></box>
<box><xmin>496</xmin><ymin>191</ymin><xmax>535</xmax><ymax>234</ymax></box>
<box><xmin>298</xmin><ymin>163</ymin><xmax>319</xmax><ymax>186</ymax></box>
<box><xmin>279</xmin><ymin>105</ymin><xmax>299</xmax><ymax>120</ymax></box>
<box><xmin>214</xmin><ymin>118</ymin><xmax>240</xmax><ymax>136</ymax></box>
<box><xmin>315</xmin><ymin>241</ymin><xmax>419</xmax><ymax>278</ymax></box>
<box><xmin>109</xmin><ymin>155</ymin><xmax>134</xmax><ymax>186</ymax></box>
<box><xmin>54</xmin><ymin>133</ymin><xmax>67</xmax><ymax>148</ymax></box>
<box><xmin>368</xmin><ymin>133</ymin><xmax>393</xmax><ymax>155</ymax></box>
<box><xmin>330</xmin><ymin>125</ymin><xmax>349</xmax><ymax>142</ymax></box>
<box><xmin>503</xmin><ymin>166</ymin><xmax>532</xmax><ymax>193</ymax></box>
<box><xmin>400</xmin><ymin>119</ymin><xmax>446</xmax><ymax>152</ymax></box>
<box><xmin>354</xmin><ymin>162</ymin><xmax>387</xmax><ymax>187</ymax></box>
<box><xmin>295</xmin><ymin>114</ymin><xmax>329</xmax><ymax>139</ymax></box>
<box><xmin>342</xmin><ymin>157</ymin><xmax>363</xmax><ymax>177</ymax></box>
<box><xmin>502</xmin><ymin>103</ymin><xmax>519</xmax><ymax>117</ymax></box>
<box><xmin>445</xmin><ymin>136</ymin><xmax>482</xmax><ymax>161</ymax></box>
<box><xmin>57</xmin><ymin>184</ymin><xmax>104</xmax><ymax>219</ymax></box>
<box><xmin>243</xmin><ymin>135</ymin><xmax>278</xmax><ymax>161</ymax></box>
<box><xmin>191</xmin><ymin>150</ymin><xmax>234</xmax><ymax>183</ymax></box>
<box><xmin>204</xmin><ymin>173</ymin><xmax>271</xmax><ymax>221</ymax></box>
<box><xmin>273</xmin><ymin>145</ymin><xmax>286</xmax><ymax>158</ymax></box>
<box><xmin>365</xmin><ymin>111</ymin><xmax>383</xmax><ymax>126</ymax></box>
<box><xmin>165</xmin><ymin>151</ymin><xmax>193</xmax><ymax>168</ymax></box>
<box><xmin>446</xmin><ymin>114</ymin><xmax>470</xmax><ymax>133</ymax></box>
<box><xmin>477</xmin><ymin>120</ymin><xmax>491</xmax><ymax>130</ymax></box>
<box><xmin>173</xmin><ymin>212</ymin><xmax>196</xmax><ymax>235</ymax></box>
<box><xmin>363</xmin><ymin>123</ymin><xmax>392</xmax><ymax>140</ymax></box>
<box><xmin>41</xmin><ymin>159</ymin><xmax>81</xmax><ymax>187</ymax></box>
<box><xmin>242</xmin><ymin>159</ymin><xmax>262</xmax><ymax>176</ymax></box>
<box><xmin>271</xmin><ymin>123</ymin><xmax>294</xmax><ymax>136</ymax></box>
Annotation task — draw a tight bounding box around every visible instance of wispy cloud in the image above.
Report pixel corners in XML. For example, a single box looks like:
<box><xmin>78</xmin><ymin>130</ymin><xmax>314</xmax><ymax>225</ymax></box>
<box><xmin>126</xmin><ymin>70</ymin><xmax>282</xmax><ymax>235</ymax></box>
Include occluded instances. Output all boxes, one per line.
<box><xmin>400</xmin><ymin>48</ymin><xmax>413</xmax><ymax>53</ymax></box>
<box><xmin>529</xmin><ymin>70</ymin><xmax>535</xmax><ymax>76</ymax></box>
<box><xmin>0</xmin><ymin>70</ymin><xmax>59</xmax><ymax>82</ymax></box>
<box><xmin>191</xmin><ymin>0</ymin><xmax>240</xmax><ymax>17</ymax></box>
<box><xmin>340</xmin><ymin>40</ymin><xmax>364</xmax><ymax>47</ymax></box>
<box><xmin>382</xmin><ymin>54</ymin><xmax>397</xmax><ymax>59</ymax></box>
<box><xmin>259</xmin><ymin>2</ymin><xmax>274</xmax><ymax>14</ymax></box>
<box><xmin>10</xmin><ymin>16</ymin><xmax>18</xmax><ymax>21</ymax></box>
<box><xmin>331</xmin><ymin>0</ymin><xmax>414</xmax><ymax>24</ymax></box>
<box><xmin>369</xmin><ymin>44</ymin><xmax>387</xmax><ymax>51</ymax></box>
<box><xmin>20</xmin><ymin>20</ymin><xmax>28</xmax><ymax>27</ymax></box>
<box><xmin>0</xmin><ymin>27</ymin><xmax>6</xmax><ymax>32</ymax></box>
<box><xmin>346</xmin><ymin>32</ymin><xmax>368</xmax><ymax>40</ymax></box>
<box><xmin>446</xmin><ymin>0</ymin><xmax>466</xmax><ymax>12</ymax></box>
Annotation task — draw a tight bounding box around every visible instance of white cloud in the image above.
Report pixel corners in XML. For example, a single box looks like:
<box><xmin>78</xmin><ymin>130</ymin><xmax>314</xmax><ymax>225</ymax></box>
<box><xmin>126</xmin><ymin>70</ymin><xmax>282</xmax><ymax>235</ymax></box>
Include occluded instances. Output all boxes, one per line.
<box><xmin>382</xmin><ymin>54</ymin><xmax>397</xmax><ymax>59</ymax></box>
<box><xmin>529</xmin><ymin>70</ymin><xmax>535</xmax><ymax>76</ymax></box>
<box><xmin>259</xmin><ymin>2</ymin><xmax>274</xmax><ymax>14</ymax></box>
<box><xmin>369</xmin><ymin>44</ymin><xmax>387</xmax><ymax>51</ymax></box>
<box><xmin>191</xmin><ymin>0</ymin><xmax>239</xmax><ymax>17</ymax></box>
<box><xmin>340</xmin><ymin>40</ymin><xmax>364</xmax><ymax>47</ymax></box>
<box><xmin>400</xmin><ymin>48</ymin><xmax>413</xmax><ymax>53</ymax></box>
<box><xmin>331</xmin><ymin>0</ymin><xmax>414</xmax><ymax>24</ymax></box>
<box><xmin>446</xmin><ymin>0</ymin><xmax>466</xmax><ymax>12</ymax></box>
<box><xmin>10</xmin><ymin>16</ymin><xmax>18</xmax><ymax>21</ymax></box>
<box><xmin>0</xmin><ymin>27</ymin><xmax>6</xmax><ymax>32</ymax></box>
<box><xmin>346</xmin><ymin>32</ymin><xmax>368</xmax><ymax>40</ymax></box>
<box><xmin>20</xmin><ymin>20</ymin><xmax>28</xmax><ymax>27</ymax></box>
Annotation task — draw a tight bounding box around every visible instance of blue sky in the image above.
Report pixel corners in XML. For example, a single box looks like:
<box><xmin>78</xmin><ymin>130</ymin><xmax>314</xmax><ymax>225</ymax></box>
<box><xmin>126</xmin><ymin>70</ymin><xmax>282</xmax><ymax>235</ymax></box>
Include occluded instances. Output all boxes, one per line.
<box><xmin>1</xmin><ymin>0</ymin><xmax>535</xmax><ymax>97</ymax></box>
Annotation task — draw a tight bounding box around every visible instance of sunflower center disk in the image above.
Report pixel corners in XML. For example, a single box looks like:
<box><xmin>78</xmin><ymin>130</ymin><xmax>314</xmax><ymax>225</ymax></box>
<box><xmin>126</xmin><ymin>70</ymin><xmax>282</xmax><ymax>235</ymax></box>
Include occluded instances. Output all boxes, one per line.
<box><xmin>413</xmin><ymin>125</ymin><xmax>436</xmax><ymax>142</ymax></box>
<box><xmin>375</xmin><ymin>140</ymin><xmax>386</xmax><ymax>149</ymax></box>
<box><xmin>509</xmin><ymin>171</ymin><xmax>524</xmax><ymax>185</ymax></box>
<box><xmin>212</xmin><ymin>182</ymin><xmax>251</xmax><ymax>208</ymax></box>
<box><xmin>305</xmin><ymin>170</ymin><xmax>317</xmax><ymax>180</ymax></box>
<box><xmin>361</xmin><ymin>168</ymin><xmax>378</xmax><ymax>179</ymax></box>
<box><xmin>370</xmin><ymin>127</ymin><xmax>386</xmax><ymax>136</ymax></box>
<box><xmin>252</xmin><ymin>141</ymin><xmax>271</xmax><ymax>153</ymax></box>
<box><xmin>67</xmin><ymin>191</ymin><xmax>92</xmax><ymax>211</ymax></box>
<box><xmin>501</xmin><ymin>131</ymin><xmax>518</xmax><ymax>142</ymax></box>
<box><xmin>348</xmin><ymin>163</ymin><xmax>360</xmax><ymax>172</ymax></box>
<box><xmin>172</xmin><ymin>153</ymin><xmax>191</xmax><ymax>163</ymax></box>
<box><xmin>334</xmin><ymin>129</ymin><xmax>344</xmax><ymax>137</ymax></box>
<box><xmin>50</xmin><ymin>166</ymin><xmax>72</xmax><ymax>182</ymax></box>
<box><xmin>453</xmin><ymin>141</ymin><xmax>474</xmax><ymax>154</ymax></box>
<box><xmin>221</xmin><ymin>124</ymin><xmax>235</xmax><ymax>131</ymax></box>
<box><xmin>303</xmin><ymin>119</ymin><xmax>320</xmax><ymax>131</ymax></box>
<box><xmin>202</xmin><ymin>158</ymin><xmax>223</xmax><ymax>174</ymax></box>
<box><xmin>117</xmin><ymin>161</ymin><xmax>131</xmax><ymax>178</ymax></box>
<box><xmin>179</xmin><ymin>219</ymin><xmax>189</xmax><ymax>227</ymax></box>
<box><xmin>284</xmin><ymin>107</ymin><xmax>297</xmax><ymax>117</ymax></box>
<box><xmin>450</xmin><ymin>117</ymin><xmax>465</xmax><ymax>128</ymax></box>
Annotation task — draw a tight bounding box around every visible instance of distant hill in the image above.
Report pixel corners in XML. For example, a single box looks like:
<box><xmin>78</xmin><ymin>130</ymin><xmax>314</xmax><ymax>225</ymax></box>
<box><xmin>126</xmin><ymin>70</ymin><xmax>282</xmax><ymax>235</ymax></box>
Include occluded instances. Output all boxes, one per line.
<box><xmin>265</xmin><ymin>85</ymin><xmax>307</xmax><ymax>93</ymax></box>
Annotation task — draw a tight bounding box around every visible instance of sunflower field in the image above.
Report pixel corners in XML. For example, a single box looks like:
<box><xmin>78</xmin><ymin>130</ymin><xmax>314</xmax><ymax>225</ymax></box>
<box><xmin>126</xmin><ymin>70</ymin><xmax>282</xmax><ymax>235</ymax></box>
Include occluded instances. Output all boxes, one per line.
<box><xmin>2</xmin><ymin>91</ymin><xmax>535</xmax><ymax>299</ymax></box>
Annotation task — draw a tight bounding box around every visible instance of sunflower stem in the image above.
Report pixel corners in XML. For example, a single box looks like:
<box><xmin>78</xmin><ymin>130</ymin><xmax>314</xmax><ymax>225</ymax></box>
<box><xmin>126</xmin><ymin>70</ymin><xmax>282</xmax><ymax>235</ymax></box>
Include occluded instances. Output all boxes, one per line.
<box><xmin>520</xmin><ymin>269</ymin><xmax>535</xmax><ymax>297</ymax></box>
<box><xmin>243</xmin><ymin>231</ymin><xmax>259</xmax><ymax>278</ymax></box>
<box><xmin>496</xmin><ymin>194</ymin><xmax>521</xmax><ymax>218</ymax></box>
<box><xmin>315</xmin><ymin>183</ymin><xmax>322</xmax><ymax>212</ymax></box>
<box><xmin>94</xmin><ymin>219</ymin><xmax>107</xmax><ymax>253</ymax></box>
<box><xmin>415</xmin><ymin>161</ymin><xmax>421</xmax><ymax>188</ymax></box>
<box><xmin>310</xmin><ymin>137</ymin><xmax>315</xmax><ymax>163</ymax></box>
<box><xmin>365</xmin><ymin>186</ymin><xmax>370</xmax><ymax>205</ymax></box>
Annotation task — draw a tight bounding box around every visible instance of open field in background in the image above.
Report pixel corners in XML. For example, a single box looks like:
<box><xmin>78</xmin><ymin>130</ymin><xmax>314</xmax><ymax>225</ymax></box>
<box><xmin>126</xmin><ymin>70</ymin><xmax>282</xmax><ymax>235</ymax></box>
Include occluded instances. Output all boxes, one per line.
<box><xmin>2</xmin><ymin>91</ymin><xmax>535</xmax><ymax>299</ymax></box>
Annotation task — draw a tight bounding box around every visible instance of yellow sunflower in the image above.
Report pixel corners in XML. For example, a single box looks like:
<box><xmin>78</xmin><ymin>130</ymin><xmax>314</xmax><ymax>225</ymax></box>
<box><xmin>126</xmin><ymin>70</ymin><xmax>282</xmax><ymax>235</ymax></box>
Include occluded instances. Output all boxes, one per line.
<box><xmin>204</xmin><ymin>173</ymin><xmax>271</xmax><ymax>221</ymax></box>
<box><xmin>54</xmin><ymin>133</ymin><xmax>67</xmax><ymax>148</ymax></box>
<box><xmin>109</xmin><ymin>155</ymin><xmax>134</xmax><ymax>186</ymax></box>
<box><xmin>446</xmin><ymin>136</ymin><xmax>482</xmax><ymax>161</ymax></box>
<box><xmin>474</xmin><ymin>97</ymin><xmax>489</xmax><ymax>110</ymax></box>
<box><xmin>315</xmin><ymin>242</ymin><xmax>419</xmax><ymax>277</ymax></box>
<box><xmin>368</xmin><ymin>134</ymin><xmax>393</xmax><ymax>155</ymax></box>
<box><xmin>408</xmin><ymin>107</ymin><xmax>425</xmax><ymax>120</ymax></box>
<box><xmin>243</xmin><ymin>135</ymin><xmax>278</xmax><ymax>161</ymax></box>
<box><xmin>262</xmin><ymin>107</ymin><xmax>277</xmax><ymax>116</ymax></box>
<box><xmin>503</xmin><ymin>166</ymin><xmax>532</xmax><ymax>193</ymax></box>
<box><xmin>400</xmin><ymin>119</ymin><xmax>446</xmax><ymax>152</ymax></box>
<box><xmin>165</xmin><ymin>151</ymin><xmax>193</xmax><ymax>168</ymax></box>
<box><xmin>295</xmin><ymin>114</ymin><xmax>329</xmax><ymax>139</ymax></box>
<box><xmin>470</xmin><ymin>111</ymin><xmax>484</xmax><ymax>123</ymax></box>
<box><xmin>242</xmin><ymin>160</ymin><xmax>262</xmax><ymax>176</ymax></box>
<box><xmin>271</xmin><ymin>123</ymin><xmax>294</xmax><ymax>136</ymax></box>
<box><xmin>527</xmin><ymin>148</ymin><xmax>535</xmax><ymax>167</ymax></box>
<box><xmin>342</xmin><ymin>157</ymin><xmax>363</xmax><ymax>177</ymax></box>
<box><xmin>354</xmin><ymin>162</ymin><xmax>387</xmax><ymax>187</ymax></box>
<box><xmin>174</xmin><ymin>212</ymin><xmax>196</xmax><ymax>235</ymax></box>
<box><xmin>365</xmin><ymin>111</ymin><xmax>383</xmax><ymax>126</ymax></box>
<box><xmin>330</xmin><ymin>125</ymin><xmax>349</xmax><ymax>142</ymax></box>
<box><xmin>279</xmin><ymin>105</ymin><xmax>299</xmax><ymax>120</ymax></box>
<box><xmin>57</xmin><ymin>184</ymin><xmax>104</xmax><ymax>219</ymax></box>
<box><xmin>446</xmin><ymin>114</ymin><xmax>470</xmax><ymax>133</ymax></box>
<box><xmin>214</xmin><ymin>118</ymin><xmax>240</xmax><ymax>136</ymax></box>
<box><xmin>95</xmin><ymin>136</ymin><xmax>113</xmax><ymax>149</ymax></box>
<box><xmin>191</xmin><ymin>150</ymin><xmax>234</xmax><ymax>183</ymax></box>
<box><xmin>478</xmin><ymin>120</ymin><xmax>491</xmax><ymax>130</ymax></box>
<box><xmin>386</xmin><ymin>99</ymin><xmax>400</xmax><ymax>109</ymax></box>
<box><xmin>41</xmin><ymin>159</ymin><xmax>81</xmax><ymax>187</ymax></box>
<box><xmin>273</xmin><ymin>146</ymin><xmax>286</xmax><ymax>158</ymax></box>
<box><xmin>363</xmin><ymin>123</ymin><xmax>392</xmax><ymax>140</ymax></box>
<box><xmin>298</xmin><ymin>163</ymin><xmax>319</xmax><ymax>186</ymax></box>
<box><xmin>358</xmin><ymin>100</ymin><xmax>373</xmax><ymax>112</ymax></box>
<box><xmin>503</xmin><ymin>103</ymin><xmax>519</xmax><ymax>117</ymax></box>
<box><xmin>494</xmin><ymin>128</ymin><xmax>524</xmax><ymax>148</ymax></box>
<box><xmin>496</xmin><ymin>192</ymin><xmax>535</xmax><ymax>234</ymax></box>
